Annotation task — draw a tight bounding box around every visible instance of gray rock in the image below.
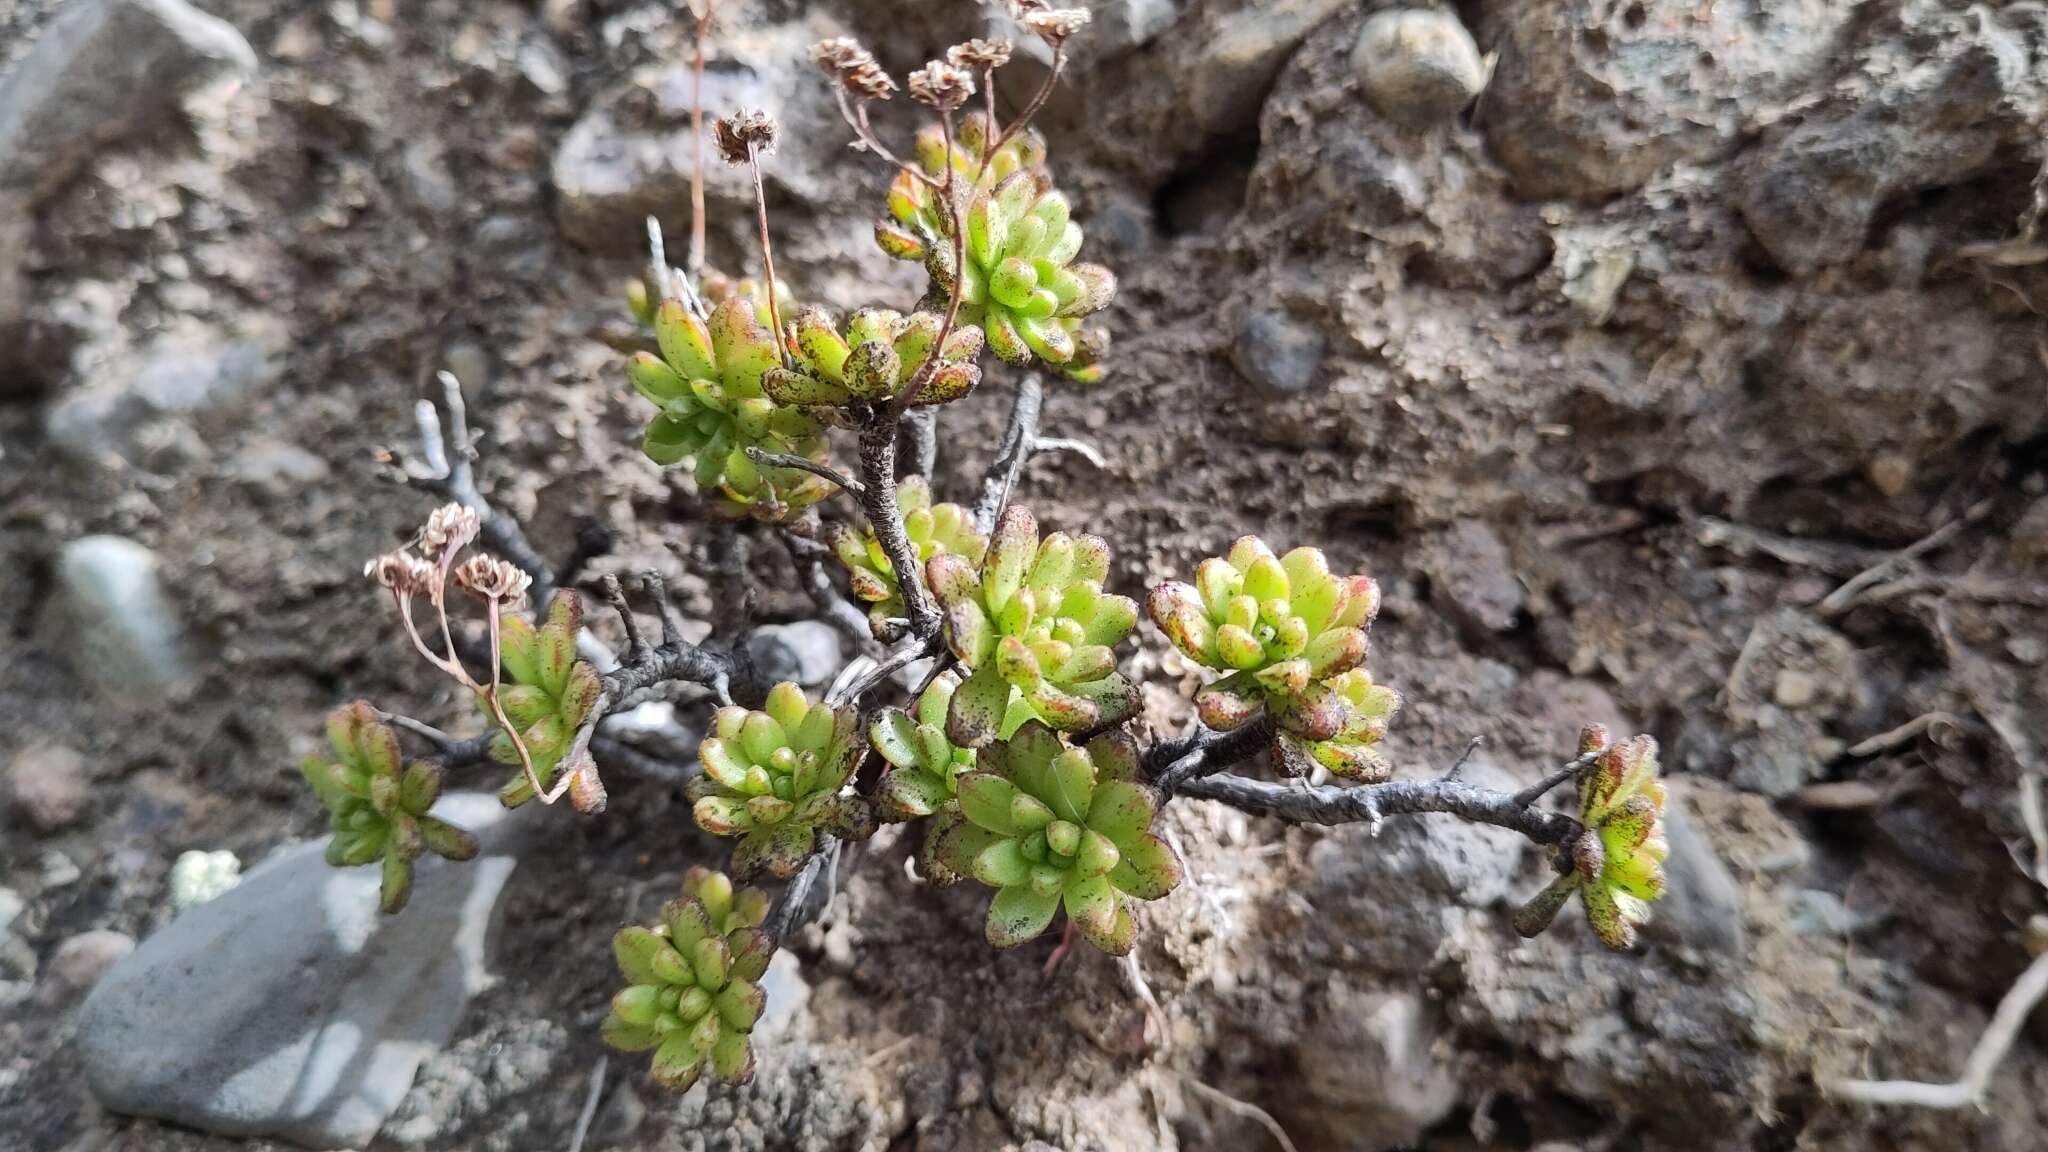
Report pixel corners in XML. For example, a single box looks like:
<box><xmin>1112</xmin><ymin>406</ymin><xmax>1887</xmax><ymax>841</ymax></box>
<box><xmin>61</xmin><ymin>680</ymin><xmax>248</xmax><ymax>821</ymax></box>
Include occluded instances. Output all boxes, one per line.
<box><xmin>379</xmin><ymin>1018</ymin><xmax>567</xmax><ymax>1146</ymax></box>
<box><xmin>1295</xmin><ymin>985</ymin><xmax>1460</xmax><ymax>1147</ymax></box>
<box><xmin>1739</xmin><ymin>24</ymin><xmax>2025</xmax><ymax>276</ymax></box>
<box><xmin>228</xmin><ymin>438</ymin><xmax>331</xmax><ymax>495</ymax></box>
<box><xmin>0</xmin><ymin>0</ymin><xmax>255</xmax><ymax>199</ymax></box>
<box><xmin>1352</xmin><ymin>8</ymin><xmax>1485</xmax><ymax>128</ymax></box>
<box><xmin>78</xmin><ymin>793</ymin><xmax>540</xmax><ymax>1149</ymax></box>
<box><xmin>1416</xmin><ymin>520</ymin><xmax>1524</xmax><ymax>634</ymax></box>
<box><xmin>45</xmin><ymin>929</ymin><xmax>135</xmax><ymax>998</ymax></box>
<box><xmin>1479</xmin><ymin>0</ymin><xmax>1850</xmax><ymax>201</ymax></box>
<box><xmin>1231</xmin><ymin>311</ymin><xmax>1326</xmax><ymax>396</ymax></box>
<box><xmin>746</xmin><ymin>621</ymin><xmax>845</xmax><ymax>688</ymax></box>
<box><xmin>8</xmin><ymin>742</ymin><xmax>88</xmax><ymax>831</ymax></box>
<box><xmin>56</xmin><ymin>536</ymin><xmax>192</xmax><ymax>700</ymax></box>
<box><xmin>553</xmin><ymin>21</ymin><xmax>841</xmax><ymax>252</ymax></box>
<box><xmin>0</xmin><ymin>0</ymin><xmax>255</xmax><ymax>343</ymax></box>
<box><xmin>47</xmin><ymin>316</ymin><xmax>288</xmax><ymax>467</ymax></box>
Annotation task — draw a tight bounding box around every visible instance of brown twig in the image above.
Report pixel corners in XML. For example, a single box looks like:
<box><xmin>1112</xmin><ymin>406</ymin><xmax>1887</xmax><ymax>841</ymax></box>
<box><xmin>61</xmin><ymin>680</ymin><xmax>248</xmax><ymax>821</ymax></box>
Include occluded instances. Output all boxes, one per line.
<box><xmin>1843</xmin><ymin>711</ymin><xmax>1964</xmax><ymax>758</ymax></box>
<box><xmin>744</xmin><ymin>447</ymin><xmax>863</xmax><ymax>495</ymax></box>
<box><xmin>1818</xmin><ymin>499</ymin><xmax>1994</xmax><ymax>617</ymax></box>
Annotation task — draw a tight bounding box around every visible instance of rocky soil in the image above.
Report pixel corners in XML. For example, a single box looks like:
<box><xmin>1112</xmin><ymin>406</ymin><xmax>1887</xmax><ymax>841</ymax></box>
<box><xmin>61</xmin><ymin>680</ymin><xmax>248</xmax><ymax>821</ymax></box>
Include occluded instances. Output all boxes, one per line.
<box><xmin>7</xmin><ymin>0</ymin><xmax>2048</xmax><ymax>1150</ymax></box>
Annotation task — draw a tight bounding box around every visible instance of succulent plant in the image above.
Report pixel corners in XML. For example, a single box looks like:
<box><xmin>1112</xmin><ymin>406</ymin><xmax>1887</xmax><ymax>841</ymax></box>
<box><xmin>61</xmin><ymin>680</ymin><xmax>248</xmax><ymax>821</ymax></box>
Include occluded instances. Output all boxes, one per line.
<box><xmin>874</xmin><ymin>112</ymin><xmax>1047</xmax><ymax>265</ymax></box>
<box><xmin>869</xmin><ymin>670</ymin><xmax>1007</xmax><ymax>820</ymax></box>
<box><xmin>602</xmin><ymin>867</ymin><xmax>775</xmax><ymax>1091</ymax></box>
<box><xmin>302</xmin><ymin>701</ymin><xmax>480</xmax><ymax>914</ymax></box>
<box><xmin>487</xmin><ymin>593</ymin><xmax>604</xmax><ymax>808</ymax></box>
<box><xmin>829</xmin><ymin>475</ymin><xmax>988</xmax><ymax>638</ymax></box>
<box><xmin>630</xmin><ymin>295</ymin><xmax>835</xmax><ymax>522</ymax></box>
<box><xmin>1278</xmin><ymin>668</ymin><xmax>1403</xmax><ymax>781</ymax></box>
<box><xmin>690</xmin><ymin>682</ymin><xmax>874</xmax><ymax>878</ymax></box>
<box><xmin>1514</xmin><ymin>726</ymin><xmax>1669</xmax><ymax>951</ymax></box>
<box><xmin>1148</xmin><ymin>537</ymin><xmax>1381</xmax><ymax>743</ymax></box>
<box><xmin>872</xmin><ymin>112</ymin><xmax>1111</xmax><ymax>383</ymax></box>
<box><xmin>927</xmin><ymin>506</ymin><xmax>1139</xmax><ymax>747</ymax></box>
<box><xmin>928</xmin><ymin>722</ymin><xmax>1181</xmax><ymax>953</ymax></box>
<box><xmin>764</xmin><ymin>307</ymin><xmax>984</xmax><ymax>411</ymax></box>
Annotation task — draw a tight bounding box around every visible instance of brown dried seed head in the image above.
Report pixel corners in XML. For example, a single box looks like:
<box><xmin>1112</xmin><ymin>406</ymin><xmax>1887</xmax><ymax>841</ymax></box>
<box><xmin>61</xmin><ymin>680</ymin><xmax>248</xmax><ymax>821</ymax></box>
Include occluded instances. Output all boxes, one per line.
<box><xmin>846</xmin><ymin>61</ymin><xmax>898</xmax><ymax>100</ymax></box>
<box><xmin>713</xmin><ymin>109</ymin><xmax>777</xmax><ymax>165</ymax></box>
<box><xmin>451</xmin><ymin>554</ymin><xmax>533</xmax><ymax>603</ymax></box>
<box><xmin>809</xmin><ymin>36</ymin><xmax>871</xmax><ymax>73</ymax></box>
<box><xmin>365</xmin><ymin>550</ymin><xmax>435</xmax><ymax>595</ymax></box>
<box><xmin>1022</xmin><ymin>6</ymin><xmax>1091</xmax><ymax>45</ymax></box>
<box><xmin>419</xmin><ymin>503</ymin><xmax>480</xmax><ymax>558</ymax></box>
<box><xmin>947</xmin><ymin>38</ymin><xmax>1014</xmax><ymax>71</ymax></box>
<box><xmin>907</xmin><ymin>61</ymin><xmax>975</xmax><ymax>111</ymax></box>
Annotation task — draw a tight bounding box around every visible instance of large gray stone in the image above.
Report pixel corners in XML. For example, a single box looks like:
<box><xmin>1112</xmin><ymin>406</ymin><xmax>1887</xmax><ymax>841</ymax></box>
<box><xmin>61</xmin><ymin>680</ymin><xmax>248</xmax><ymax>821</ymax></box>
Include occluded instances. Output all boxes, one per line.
<box><xmin>0</xmin><ymin>0</ymin><xmax>255</xmax><ymax>197</ymax></box>
<box><xmin>745</xmin><ymin>621</ymin><xmax>844</xmax><ymax>688</ymax></box>
<box><xmin>78</xmin><ymin>793</ymin><xmax>540</xmax><ymax>1149</ymax></box>
<box><xmin>0</xmin><ymin>0</ymin><xmax>255</xmax><ymax>344</ymax></box>
<box><xmin>47</xmin><ymin>316</ymin><xmax>288</xmax><ymax>467</ymax></box>
<box><xmin>56</xmin><ymin>535</ymin><xmax>192</xmax><ymax>700</ymax></box>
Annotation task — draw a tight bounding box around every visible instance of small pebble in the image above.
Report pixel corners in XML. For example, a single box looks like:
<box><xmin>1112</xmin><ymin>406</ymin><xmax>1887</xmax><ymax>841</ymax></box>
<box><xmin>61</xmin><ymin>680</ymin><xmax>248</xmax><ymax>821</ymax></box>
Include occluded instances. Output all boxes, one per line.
<box><xmin>169</xmin><ymin>850</ymin><xmax>242</xmax><ymax>912</ymax></box>
<box><xmin>8</xmin><ymin>743</ymin><xmax>89</xmax><ymax>831</ymax></box>
<box><xmin>1773</xmin><ymin>669</ymin><xmax>1817</xmax><ymax>709</ymax></box>
<box><xmin>48</xmin><ymin>930</ymin><xmax>136</xmax><ymax>996</ymax></box>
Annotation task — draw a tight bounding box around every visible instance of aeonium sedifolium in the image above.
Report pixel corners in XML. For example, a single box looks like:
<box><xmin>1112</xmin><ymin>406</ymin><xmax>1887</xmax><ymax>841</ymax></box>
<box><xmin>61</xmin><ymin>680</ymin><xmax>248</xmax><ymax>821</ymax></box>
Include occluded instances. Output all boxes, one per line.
<box><xmin>603</xmin><ymin>868</ymin><xmax>775</xmax><ymax>1091</ymax></box>
<box><xmin>830</xmin><ymin>475</ymin><xmax>987</xmax><ymax>639</ymax></box>
<box><xmin>874</xmin><ymin>112</ymin><xmax>1114</xmax><ymax>383</ymax></box>
<box><xmin>927</xmin><ymin>506</ymin><xmax>1139</xmax><ymax>748</ymax></box>
<box><xmin>927</xmin><ymin>722</ymin><xmax>1181</xmax><ymax>953</ymax></box>
<box><xmin>1515</xmin><ymin>726</ymin><xmax>1669</xmax><ymax>951</ymax></box>
<box><xmin>1147</xmin><ymin>537</ymin><xmax>1396</xmax><ymax>777</ymax></box>
<box><xmin>764</xmin><ymin>307</ymin><xmax>984</xmax><ymax>412</ymax></box>
<box><xmin>689</xmin><ymin>682</ymin><xmax>875</xmax><ymax>879</ymax></box>
<box><xmin>302</xmin><ymin>702</ymin><xmax>479</xmax><ymax>914</ymax></box>
<box><xmin>628</xmin><ymin>294</ymin><xmax>834</xmax><ymax>522</ymax></box>
<box><xmin>868</xmin><ymin>670</ymin><xmax>1003</xmax><ymax>821</ymax></box>
<box><xmin>488</xmin><ymin>592</ymin><xmax>603</xmax><ymax>807</ymax></box>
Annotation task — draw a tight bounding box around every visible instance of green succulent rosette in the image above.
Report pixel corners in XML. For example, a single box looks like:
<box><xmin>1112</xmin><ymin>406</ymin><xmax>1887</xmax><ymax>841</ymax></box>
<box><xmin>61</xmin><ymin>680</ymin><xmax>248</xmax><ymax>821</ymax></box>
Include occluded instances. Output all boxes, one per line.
<box><xmin>927</xmin><ymin>721</ymin><xmax>1182</xmax><ymax>954</ymax></box>
<box><xmin>829</xmin><ymin>475</ymin><xmax>988</xmax><ymax>639</ymax></box>
<box><xmin>869</xmin><ymin>670</ymin><xmax>1008</xmax><ymax>821</ymax></box>
<box><xmin>763</xmin><ymin>306</ymin><xmax>984</xmax><ymax>412</ymax></box>
<box><xmin>874</xmin><ymin>111</ymin><xmax>1047</xmax><ymax>264</ymax></box>
<box><xmin>486</xmin><ymin>592</ymin><xmax>603</xmax><ymax>807</ymax></box>
<box><xmin>926</xmin><ymin>506</ymin><xmax>1139</xmax><ymax>748</ymax></box>
<box><xmin>1148</xmin><ymin>537</ymin><xmax>1382</xmax><ymax>744</ymax></box>
<box><xmin>629</xmin><ymin>295</ymin><xmax>834</xmax><ymax>522</ymax></box>
<box><xmin>689</xmin><ymin>682</ymin><xmax>874</xmax><ymax>879</ymax></box>
<box><xmin>602</xmin><ymin>867</ymin><xmax>775</xmax><ymax>1091</ymax></box>
<box><xmin>1514</xmin><ymin>726</ymin><xmax>1669</xmax><ymax>951</ymax></box>
<box><xmin>1277</xmin><ymin>669</ymin><xmax>1403</xmax><ymax>782</ymax></box>
<box><xmin>301</xmin><ymin>701</ymin><xmax>480</xmax><ymax>914</ymax></box>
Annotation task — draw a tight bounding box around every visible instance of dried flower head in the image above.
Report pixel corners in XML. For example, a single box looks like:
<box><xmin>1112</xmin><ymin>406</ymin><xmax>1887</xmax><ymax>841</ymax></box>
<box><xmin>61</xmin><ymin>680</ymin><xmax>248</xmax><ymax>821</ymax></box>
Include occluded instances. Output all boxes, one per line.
<box><xmin>907</xmin><ymin>61</ymin><xmax>975</xmax><ymax>111</ymax></box>
<box><xmin>712</xmin><ymin>110</ymin><xmax>778</xmax><ymax>165</ymax></box>
<box><xmin>1022</xmin><ymin>6</ymin><xmax>1091</xmax><ymax>45</ymax></box>
<box><xmin>947</xmin><ymin>38</ymin><xmax>1014</xmax><ymax>71</ymax></box>
<box><xmin>451</xmin><ymin>554</ymin><xmax>533</xmax><ymax>603</ymax></box>
<box><xmin>419</xmin><ymin>503</ymin><xmax>480</xmax><ymax>558</ymax></box>
<box><xmin>364</xmin><ymin>550</ymin><xmax>435</xmax><ymax>595</ymax></box>
<box><xmin>811</xmin><ymin>37</ymin><xmax>896</xmax><ymax>100</ymax></box>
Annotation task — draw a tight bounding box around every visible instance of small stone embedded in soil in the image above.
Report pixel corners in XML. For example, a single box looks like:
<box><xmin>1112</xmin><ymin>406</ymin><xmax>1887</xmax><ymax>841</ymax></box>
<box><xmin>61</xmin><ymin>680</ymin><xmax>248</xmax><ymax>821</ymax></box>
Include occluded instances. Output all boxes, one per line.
<box><xmin>8</xmin><ymin>743</ymin><xmax>90</xmax><ymax>831</ymax></box>
<box><xmin>77</xmin><ymin>792</ymin><xmax>540</xmax><ymax>1149</ymax></box>
<box><xmin>167</xmin><ymin>850</ymin><xmax>242</xmax><ymax>912</ymax></box>
<box><xmin>55</xmin><ymin>535</ymin><xmax>192</xmax><ymax>701</ymax></box>
<box><xmin>47</xmin><ymin>930</ymin><xmax>136</xmax><ymax>997</ymax></box>
<box><xmin>1771</xmin><ymin>669</ymin><xmax>1817</xmax><ymax>710</ymax></box>
<box><xmin>1352</xmin><ymin>8</ymin><xmax>1486</xmax><ymax>127</ymax></box>
<box><xmin>1416</xmin><ymin>520</ymin><xmax>1524</xmax><ymax>634</ymax></box>
<box><xmin>745</xmin><ymin>621</ymin><xmax>845</xmax><ymax>688</ymax></box>
<box><xmin>1231</xmin><ymin>311</ymin><xmax>1326</xmax><ymax>395</ymax></box>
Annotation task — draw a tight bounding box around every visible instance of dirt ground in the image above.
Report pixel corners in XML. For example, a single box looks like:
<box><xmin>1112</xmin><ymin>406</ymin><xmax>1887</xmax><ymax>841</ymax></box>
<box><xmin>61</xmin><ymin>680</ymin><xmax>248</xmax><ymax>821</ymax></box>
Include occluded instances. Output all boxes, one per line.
<box><xmin>7</xmin><ymin>1</ymin><xmax>2048</xmax><ymax>1150</ymax></box>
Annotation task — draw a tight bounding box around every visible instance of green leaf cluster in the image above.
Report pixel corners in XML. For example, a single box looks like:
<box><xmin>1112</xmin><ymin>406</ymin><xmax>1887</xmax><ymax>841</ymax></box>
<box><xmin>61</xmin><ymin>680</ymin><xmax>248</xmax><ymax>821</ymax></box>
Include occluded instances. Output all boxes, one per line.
<box><xmin>765</xmin><ymin>307</ymin><xmax>984</xmax><ymax>411</ymax></box>
<box><xmin>630</xmin><ymin>295</ymin><xmax>834</xmax><ymax>522</ymax></box>
<box><xmin>927</xmin><ymin>506</ymin><xmax>1139</xmax><ymax>748</ymax></box>
<box><xmin>868</xmin><ymin>670</ymin><xmax>990</xmax><ymax>821</ymax></box>
<box><xmin>487</xmin><ymin>593</ymin><xmax>604</xmax><ymax>807</ymax></box>
<box><xmin>690</xmin><ymin>682</ymin><xmax>874</xmax><ymax>878</ymax></box>
<box><xmin>301</xmin><ymin>701</ymin><xmax>479</xmax><ymax>914</ymax></box>
<box><xmin>1515</xmin><ymin>726</ymin><xmax>1670</xmax><ymax>950</ymax></box>
<box><xmin>874</xmin><ymin>113</ymin><xmax>1046</xmax><ymax>263</ymax></box>
<box><xmin>928</xmin><ymin>722</ymin><xmax>1181</xmax><ymax>953</ymax></box>
<box><xmin>602</xmin><ymin>867</ymin><xmax>775</xmax><ymax>1091</ymax></box>
<box><xmin>829</xmin><ymin>475</ymin><xmax>987</xmax><ymax>639</ymax></box>
<box><xmin>1148</xmin><ymin>537</ymin><xmax>1394</xmax><ymax>777</ymax></box>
